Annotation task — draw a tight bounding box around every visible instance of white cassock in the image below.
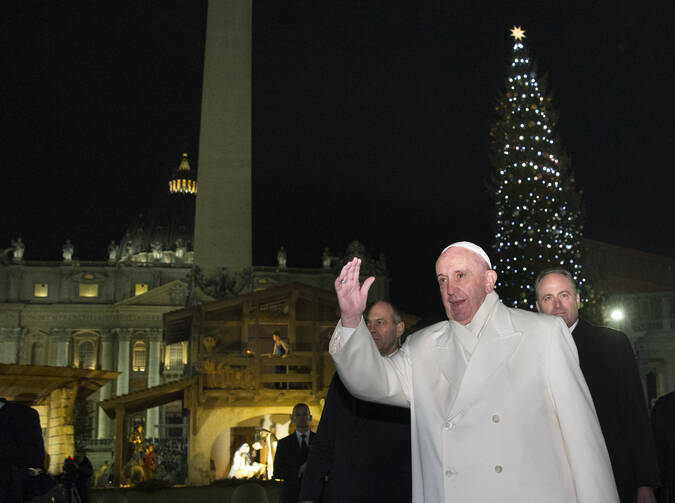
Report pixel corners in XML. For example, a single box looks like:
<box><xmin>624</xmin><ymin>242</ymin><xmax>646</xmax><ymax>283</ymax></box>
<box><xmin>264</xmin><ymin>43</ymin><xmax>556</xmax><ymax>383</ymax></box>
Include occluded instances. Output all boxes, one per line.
<box><xmin>330</xmin><ymin>292</ymin><xmax>618</xmax><ymax>503</ymax></box>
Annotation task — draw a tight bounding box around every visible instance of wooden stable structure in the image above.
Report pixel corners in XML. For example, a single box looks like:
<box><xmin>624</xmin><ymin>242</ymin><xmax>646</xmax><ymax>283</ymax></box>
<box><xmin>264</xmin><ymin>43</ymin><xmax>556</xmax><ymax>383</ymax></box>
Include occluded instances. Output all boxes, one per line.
<box><xmin>101</xmin><ymin>283</ymin><xmax>340</xmax><ymax>485</ymax></box>
<box><xmin>0</xmin><ymin>364</ymin><xmax>118</xmax><ymax>473</ymax></box>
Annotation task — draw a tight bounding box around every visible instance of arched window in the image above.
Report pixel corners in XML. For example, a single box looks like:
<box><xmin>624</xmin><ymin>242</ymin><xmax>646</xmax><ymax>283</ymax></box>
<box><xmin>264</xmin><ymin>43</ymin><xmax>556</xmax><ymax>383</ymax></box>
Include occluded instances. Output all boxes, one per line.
<box><xmin>31</xmin><ymin>342</ymin><xmax>45</xmax><ymax>366</ymax></box>
<box><xmin>78</xmin><ymin>341</ymin><xmax>95</xmax><ymax>369</ymax></box>
<box><xmin>133</xmin><ymin>341</ymin><xmax>147</xmax><ymax>372</ymax></box>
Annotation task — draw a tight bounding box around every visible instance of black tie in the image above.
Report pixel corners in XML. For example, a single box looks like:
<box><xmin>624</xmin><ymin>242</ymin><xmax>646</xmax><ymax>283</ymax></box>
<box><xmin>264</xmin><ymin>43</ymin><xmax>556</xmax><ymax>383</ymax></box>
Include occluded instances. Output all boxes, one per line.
<box><xmin>300</xmin><ymin>433</ymin><xmax>309</xmax><ymax>461</ymax></box>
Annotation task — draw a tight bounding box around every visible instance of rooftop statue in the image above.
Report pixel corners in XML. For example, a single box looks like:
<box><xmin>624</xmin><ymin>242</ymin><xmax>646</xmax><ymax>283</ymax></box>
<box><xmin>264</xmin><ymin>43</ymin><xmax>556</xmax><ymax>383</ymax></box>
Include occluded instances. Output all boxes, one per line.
<box><xmin>277</xmin><ymin>246</ymin><xmax>287</xmax><ymax>269</ymax></box>
<box><xmin>11</xmin><ymin>238</ymin><xmax>24</xmax><ymax>262</ymax></box>
<box><xmin>62</xmin><ymin>240</ymin><xmax>74</xmax><ymax>263</ymax></box>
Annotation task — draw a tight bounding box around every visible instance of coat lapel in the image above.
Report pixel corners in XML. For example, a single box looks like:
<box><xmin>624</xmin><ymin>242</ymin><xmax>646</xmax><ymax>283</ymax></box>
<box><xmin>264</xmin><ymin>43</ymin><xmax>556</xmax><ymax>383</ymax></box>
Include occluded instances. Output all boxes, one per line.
<box><xmin>448</xmin><ymin>303</ymin><xmax>522</xmax><ymax>418</ymax></box>
<box><xmin>433</xmin><ymin>325</ymin><xmax>468</xmax><ymax>410</ymax></box>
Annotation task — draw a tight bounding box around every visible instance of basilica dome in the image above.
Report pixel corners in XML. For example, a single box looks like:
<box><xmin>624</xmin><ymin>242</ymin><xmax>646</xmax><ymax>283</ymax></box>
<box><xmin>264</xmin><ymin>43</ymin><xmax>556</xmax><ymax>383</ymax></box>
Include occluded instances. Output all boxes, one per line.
<box><xmin>108</xmin><ymin>154</ymin><xmax>196</xmax><ymax>265</ymax></box>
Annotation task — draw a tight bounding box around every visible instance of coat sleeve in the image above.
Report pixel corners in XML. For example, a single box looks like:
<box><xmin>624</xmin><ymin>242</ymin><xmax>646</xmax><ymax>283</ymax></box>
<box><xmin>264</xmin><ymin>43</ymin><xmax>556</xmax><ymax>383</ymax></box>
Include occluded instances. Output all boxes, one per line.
<box><xmin>547</xmin><ymin>317</ymin><xmax>619</xmax><ymax>503</ymax></box>
<box><xmin>329</xmin><ymin>319</ymin><xmax>411</xmax><ymax>408</ymax></box>
<box><xmin>651</xmin><ymin>398</ymin><xmax>667</xmax><ymax>488</ymax></box>
<box><xmin>273</xmin><ymin>437</ymin><xmax>295</xmax><ymax>480</ymax></box>
<box><xmin>299</xmin><ymin>376</ymin><xmax>339</xmax><ymax>501</ymax></box>
<box><xmin>613</xmin><ymin>332</ymin><xmax>660</xmax><ymax>488</ymax></box>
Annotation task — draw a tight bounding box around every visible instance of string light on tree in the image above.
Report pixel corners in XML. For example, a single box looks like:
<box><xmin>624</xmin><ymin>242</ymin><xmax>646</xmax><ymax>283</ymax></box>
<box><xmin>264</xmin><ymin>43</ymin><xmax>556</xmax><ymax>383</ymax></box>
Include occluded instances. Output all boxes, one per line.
<box><xmin>489</xmin><ymin>26</ymin><xmax>586</xmax><ymax>309</ymax></box>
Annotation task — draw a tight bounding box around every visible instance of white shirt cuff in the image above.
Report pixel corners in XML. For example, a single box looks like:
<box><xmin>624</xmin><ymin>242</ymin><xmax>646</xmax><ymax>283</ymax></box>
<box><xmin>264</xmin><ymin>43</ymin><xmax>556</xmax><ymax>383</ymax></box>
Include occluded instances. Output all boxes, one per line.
<box><xmin>329</xmin><ymin>320</ymin><xmax>358</xmax><ymax>354</ymax></box>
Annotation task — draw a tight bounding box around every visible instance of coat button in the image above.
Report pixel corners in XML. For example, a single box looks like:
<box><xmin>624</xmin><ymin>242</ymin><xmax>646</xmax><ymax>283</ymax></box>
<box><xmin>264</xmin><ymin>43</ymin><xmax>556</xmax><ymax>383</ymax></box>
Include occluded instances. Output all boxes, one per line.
<box><xmin>445</xmin><ymin>469</ymin><xmax>457</xmax><ymax>478</ymax></box>
<box><xmin>494</xmin><ymin>465</ymin><xmax>503</xmax><ymax>473</ymax></box>
<box><xmin>492</xmin><ymin>414</ymin><xmax>500</xmax><ymax>423</ymax></box>
<box><xmin>443</xmin><ymin>421</ymin><xmax>455</xmax><ymax>431</ymax></box>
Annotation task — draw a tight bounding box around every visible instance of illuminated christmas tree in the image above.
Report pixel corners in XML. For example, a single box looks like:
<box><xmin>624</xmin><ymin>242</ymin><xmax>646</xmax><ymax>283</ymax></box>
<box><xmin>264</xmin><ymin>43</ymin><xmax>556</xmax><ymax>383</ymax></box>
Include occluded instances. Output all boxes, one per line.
<box><xmin>490</xmin><ymin>26</ymin><xmax>585</xmax><ymax>309</ymax></box>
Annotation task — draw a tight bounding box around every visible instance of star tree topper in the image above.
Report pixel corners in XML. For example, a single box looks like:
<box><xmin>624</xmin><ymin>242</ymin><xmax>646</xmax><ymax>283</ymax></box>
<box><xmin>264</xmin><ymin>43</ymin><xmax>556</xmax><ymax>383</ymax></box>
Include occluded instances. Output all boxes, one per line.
<box><xmin>510</xmin><ymin>26</ymin><xmax>526</xmax><ymax>41</ymax></box>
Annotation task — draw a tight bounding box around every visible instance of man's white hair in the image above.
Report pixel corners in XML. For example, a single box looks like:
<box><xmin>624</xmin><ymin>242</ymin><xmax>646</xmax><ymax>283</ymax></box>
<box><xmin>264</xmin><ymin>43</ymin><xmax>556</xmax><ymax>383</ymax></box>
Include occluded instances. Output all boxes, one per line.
<box><xmin>440</xmin><ymin>241</ymin><xmax>492</xmax><ymax>269</ymax></box>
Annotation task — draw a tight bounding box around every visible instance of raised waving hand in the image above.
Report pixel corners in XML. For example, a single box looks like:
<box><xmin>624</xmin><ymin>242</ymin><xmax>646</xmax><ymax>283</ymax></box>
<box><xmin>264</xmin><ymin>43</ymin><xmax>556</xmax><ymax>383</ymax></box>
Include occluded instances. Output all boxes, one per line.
<box><xmin>334</xmin><ymin>258</ymin><xmax>375</xmax><ymax>328</ymax></box>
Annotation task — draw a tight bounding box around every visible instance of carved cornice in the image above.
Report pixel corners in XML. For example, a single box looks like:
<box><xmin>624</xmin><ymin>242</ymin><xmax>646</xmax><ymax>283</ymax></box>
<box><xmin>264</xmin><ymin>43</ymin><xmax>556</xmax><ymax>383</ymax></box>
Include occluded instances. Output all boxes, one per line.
<box><xmin>147</xmin><ymin>328</ymin><xmax>163</xmax><ymax>342</ymax></box>
<box><xmin>17</xmin><ymin>309</ymin><xmax>163</xmax><ymax>328</ymax></box>
<box><xmin>0</xmin><ymin>327</ymin><xmax>22</xmax><ymax>341</ymax></box>
<box><xmin>50</xmin><ymin>328</ymin><xmax>72</xmax><ymax>342</ymax></box>
<box><xmin>100</xmin><ymin>329</ymin><xmax>115</xmax><ymax>343</ymax></box>
<box><xmin>116</xmin><ymin>328</ymin><xmax>133</xmax><ymax>342</ymax></box>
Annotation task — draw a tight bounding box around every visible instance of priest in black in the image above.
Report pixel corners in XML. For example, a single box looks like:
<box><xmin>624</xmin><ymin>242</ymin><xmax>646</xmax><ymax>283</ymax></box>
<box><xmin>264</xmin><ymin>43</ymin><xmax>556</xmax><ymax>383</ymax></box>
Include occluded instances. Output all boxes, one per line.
<box><xmin>653</xmin><ymin>391</ymin><xmax>675</xmax><ymax>503</ymax></box>
<box><xmin>0</xmin><ymin>398</ymin><xmax>46</xmax><ymax>503</ymax></box>
<box><xmin>300</xmin><ymin>301</ymin><xmax>412</xmax><ymax>503</ymax></box>
<box><xmin>274</xmin><ymin>403</ymin><xmax>316</xmax><ymax>503</ymax></box>
<box><xmin>536</xmin><ymin>269</ymin><xmax>660</xmax><ymax>503</ymax></box>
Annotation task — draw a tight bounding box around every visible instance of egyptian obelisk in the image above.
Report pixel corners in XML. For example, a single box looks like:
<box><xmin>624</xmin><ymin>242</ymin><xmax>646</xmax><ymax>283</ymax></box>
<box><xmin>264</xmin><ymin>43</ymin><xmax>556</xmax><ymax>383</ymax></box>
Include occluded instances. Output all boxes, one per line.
<box><xmin>194</xmin><ymin>0</ymin><xmax>252</xmax><ymax>276</ymax></box>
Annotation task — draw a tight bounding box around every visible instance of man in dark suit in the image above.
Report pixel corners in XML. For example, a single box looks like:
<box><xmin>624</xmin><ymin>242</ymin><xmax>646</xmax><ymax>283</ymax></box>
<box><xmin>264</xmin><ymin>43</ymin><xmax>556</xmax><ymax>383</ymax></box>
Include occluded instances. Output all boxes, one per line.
<box><xmin>0</xmin><ymin>397</ymin><xmax>46</xmax><ymax>503</ymax></box>
<box><xmin>652</xmin><ymin>391</ymin><xmax>675</xmax><ymax>503</ymax></box>
<box><xmin>536</xmin><ymin>269</ymin><xmax>660</xmax><ymax>503</ymax></box>
<box><xmin>274</xmin><ymin>403</ymin><xmax>315</xmax><ymax>503</ymax></box>
<box><xmin>299</xmin><ymin>301</ymin><xmax>412</xmax><ymax>503</ymax></box>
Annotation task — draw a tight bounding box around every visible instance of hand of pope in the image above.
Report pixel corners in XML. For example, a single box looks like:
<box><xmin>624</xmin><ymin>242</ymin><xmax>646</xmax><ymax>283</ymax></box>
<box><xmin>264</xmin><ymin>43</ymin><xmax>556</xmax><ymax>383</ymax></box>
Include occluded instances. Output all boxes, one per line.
<box><xmin>334</xmin><ymin>258</ymin><xmax>375</xmax><ymax>328</ymax></box>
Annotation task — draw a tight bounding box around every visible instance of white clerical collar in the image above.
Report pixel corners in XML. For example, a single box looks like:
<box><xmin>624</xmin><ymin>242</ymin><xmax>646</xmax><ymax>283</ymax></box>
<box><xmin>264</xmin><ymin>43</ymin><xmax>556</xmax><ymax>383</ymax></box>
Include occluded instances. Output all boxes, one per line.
<box><xmin>465</xmin><ymin>291</ymin><xmax>499</xmax><ymax>338</ymax></box>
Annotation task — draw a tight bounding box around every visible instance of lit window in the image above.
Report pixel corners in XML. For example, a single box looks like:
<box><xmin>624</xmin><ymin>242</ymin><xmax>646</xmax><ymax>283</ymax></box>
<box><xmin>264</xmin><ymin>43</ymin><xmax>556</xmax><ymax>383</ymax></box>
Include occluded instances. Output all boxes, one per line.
<box><xmin>34</xmin><ymin>283</ymin><xmax>49</xmax><ymax>297</ymax></box>
<box><xmin>135</xmin><ymin>283</ymin><xmax>149</xmax><ymax>296</ymax></box>
<box><xmin>79</xmin><ymin>283</ymin><xmax>99</xmax><ymax>297</ymax></box>
<box><xmin>167</xmin><ymin>344</ymin><xmax>184</xmax><ymax>370</ymax></box>
<box><xmin>133</xmin><ymin>341</ymin><xmax>146</xmax><ymax>371</ymax></box>
<box><xmin>78</xmin><ymin>341</ymin><xmax>95</xmax><ymax>369</ymax></box>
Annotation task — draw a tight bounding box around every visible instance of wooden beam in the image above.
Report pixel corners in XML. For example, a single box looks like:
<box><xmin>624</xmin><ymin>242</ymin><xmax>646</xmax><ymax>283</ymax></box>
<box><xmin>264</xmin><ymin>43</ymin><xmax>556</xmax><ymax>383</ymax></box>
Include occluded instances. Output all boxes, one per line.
<box><xmin>114</xmin><ymin>404</ymin><xmax>125</xmax><ymax>486</ymax></box>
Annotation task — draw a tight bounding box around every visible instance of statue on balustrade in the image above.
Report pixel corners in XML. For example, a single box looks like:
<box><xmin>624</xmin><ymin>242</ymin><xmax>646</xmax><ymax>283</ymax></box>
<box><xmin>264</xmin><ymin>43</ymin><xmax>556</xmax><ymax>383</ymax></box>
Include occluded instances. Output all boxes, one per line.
<box><xmin>277</xmin><ymin>246</ymin><xmax>287</xmax><ymax>269</ymax></box>
<box><xmin>11</xmin><ymin>238</ymin><xmax>24</xmax><ymax>262</ymax></box>
<box><xmin>62</xmin><ymin>239</ymin><xmax>74</xmax><ymax>262</ymax></box>
<box><xmin>107</xmin><ymin>241</ymin><xmax>118</xmax><ymax>262</ymax></box>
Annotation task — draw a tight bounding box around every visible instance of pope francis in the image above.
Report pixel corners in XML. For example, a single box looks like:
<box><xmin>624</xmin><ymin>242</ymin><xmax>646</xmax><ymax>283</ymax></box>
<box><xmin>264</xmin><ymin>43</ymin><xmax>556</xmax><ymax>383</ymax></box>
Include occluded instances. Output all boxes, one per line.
<box><xmin>330</xmin><ymin>242</ymin><xmax>618</xmax><ymax>502</ymax></box>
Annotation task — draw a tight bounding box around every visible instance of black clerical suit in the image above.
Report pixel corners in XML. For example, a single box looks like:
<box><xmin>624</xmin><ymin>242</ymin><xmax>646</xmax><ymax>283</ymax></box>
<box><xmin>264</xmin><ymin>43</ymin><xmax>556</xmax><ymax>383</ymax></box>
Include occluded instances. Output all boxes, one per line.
<box><xmin>572</xmin><ymin>319</ymin><xmax>659</xmax><ymax>502</ymax></box>
<box><xmin>652</xmin><ymin>391</ymin><xmax>675</xmax><ymax>503</ymax></box>
<box><xmin>299</xmin><ymin>373</ymin><xmax>412</xmax><ymax>503</ymax></box>
<box><xmin>274</xmin><ymin>429</ymin><xmax>316</xmax><ymax>503</ymax></box>
<box><xmin>0</xmin><ymin>398</ymin><xmax>46</xmax><ymax>503</ymax></box>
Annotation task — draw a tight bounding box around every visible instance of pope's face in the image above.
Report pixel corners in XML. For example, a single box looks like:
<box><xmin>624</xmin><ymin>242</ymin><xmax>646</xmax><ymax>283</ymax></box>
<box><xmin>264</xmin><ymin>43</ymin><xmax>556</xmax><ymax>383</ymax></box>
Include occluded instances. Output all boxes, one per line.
<box><xmin>536</xmin><ymin>273</ymin><xmax>580</xmax><ymax>328</ymax></box>
<box><xmin>435</xmin><ymin>248</ymin><xmax>496</xmax><ymax>325</ymax></box>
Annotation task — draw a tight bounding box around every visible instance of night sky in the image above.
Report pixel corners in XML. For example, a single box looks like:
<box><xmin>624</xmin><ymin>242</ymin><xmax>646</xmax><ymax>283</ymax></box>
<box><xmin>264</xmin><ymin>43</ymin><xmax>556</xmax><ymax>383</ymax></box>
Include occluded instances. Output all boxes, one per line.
<box><xmin>4</xmin><ymin>2</ymin><xmax>674</xmax><ymax>318</ymax></box>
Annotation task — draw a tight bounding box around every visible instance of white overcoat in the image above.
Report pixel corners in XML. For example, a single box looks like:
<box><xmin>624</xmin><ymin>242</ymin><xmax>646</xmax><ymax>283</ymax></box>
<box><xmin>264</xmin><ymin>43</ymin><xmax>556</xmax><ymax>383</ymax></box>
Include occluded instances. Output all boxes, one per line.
<box><xmin>330</xmin><ymin>299</ymin><xmax>618</xmax><ymax>502</ymax></box>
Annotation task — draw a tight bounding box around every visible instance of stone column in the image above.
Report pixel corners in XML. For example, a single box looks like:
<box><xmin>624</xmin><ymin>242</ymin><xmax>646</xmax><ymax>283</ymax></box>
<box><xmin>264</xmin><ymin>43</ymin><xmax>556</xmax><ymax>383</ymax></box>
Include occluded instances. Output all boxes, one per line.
<box><xmin>0</xmin><ymin>328</ymin><xmax>20</xmax><ymax>364</ymax></box>
<box><xmin>116</xmin><ymin>329</ymin><xmax>132</xmax><ymax>396</ymax></box>
<box><xmin>46</xmin><ymin>387</ymin><xmax>75</xmax><ymax>474</ymax></box>
<box><xmin>97</xmin><ymin>330</ymin><xmax>115</xmax><ymax>439</ymax></box>
<box><xmin>50</xmin><ymin>329</ymin><xmax>71</xmax><ymax>367</ymax></box>
<box><xmin>146</xmin><ymin>329</ymin><xmax>162</xmax><ymax>439</ymax></box>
